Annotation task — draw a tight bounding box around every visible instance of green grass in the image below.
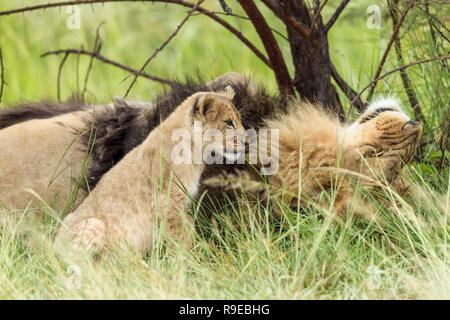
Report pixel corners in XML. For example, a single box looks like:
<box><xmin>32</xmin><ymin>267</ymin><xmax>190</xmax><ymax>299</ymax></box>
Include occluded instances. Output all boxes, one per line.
<box><xmin>0</xmin><ymin>0</ymin><xmax>448</xmax><ymax>299</ymax></box>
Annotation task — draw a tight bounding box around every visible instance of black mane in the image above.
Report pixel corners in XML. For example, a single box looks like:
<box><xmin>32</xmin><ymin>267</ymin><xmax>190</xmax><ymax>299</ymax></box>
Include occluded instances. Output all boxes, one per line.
<box><xmin>0</xmin><ymin>98</ymin><xmax>86</xmax><ymax>130</ymax></box>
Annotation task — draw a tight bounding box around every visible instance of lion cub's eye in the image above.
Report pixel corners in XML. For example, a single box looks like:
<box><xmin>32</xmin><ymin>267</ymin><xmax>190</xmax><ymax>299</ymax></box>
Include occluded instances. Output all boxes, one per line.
<box><xmin>225</xmin><ymin>120</ymin><xmax>235</xmax><ymax>128</ymax></box>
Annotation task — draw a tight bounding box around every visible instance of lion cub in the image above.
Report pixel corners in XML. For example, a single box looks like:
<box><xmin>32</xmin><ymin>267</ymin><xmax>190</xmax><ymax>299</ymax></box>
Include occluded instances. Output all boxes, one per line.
<box><xmin>55</xmin><ymin>87</ymin><xmax>245</xmax><ymax>255</ymax></box>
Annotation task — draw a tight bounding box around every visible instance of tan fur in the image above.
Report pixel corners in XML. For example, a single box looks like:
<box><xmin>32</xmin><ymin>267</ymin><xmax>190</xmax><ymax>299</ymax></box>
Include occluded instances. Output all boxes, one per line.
<box><xmin>265</xmin><ymin>98</ymin><xmax>422</xmax><ymax>216</ymax></box>
<box><xmin>0</xmin><ymin>111</ymin><xmax>89</xmax><ymax>212</ymax></box>
<box><xmin>54</xmin><ymin>88</ymin><xmax>245</xmax><ymax>255</ymax></box>
<box><xmin>0</xmin><ymin>101</ymin><xmax>154</xmax><ymax>213</ymax></box>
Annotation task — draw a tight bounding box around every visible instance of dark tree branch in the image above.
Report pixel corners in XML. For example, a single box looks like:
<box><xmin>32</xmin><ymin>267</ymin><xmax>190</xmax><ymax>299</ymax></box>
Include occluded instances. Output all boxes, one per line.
<box><xmin>261</xmin><ymin>0</ymin><xmax>315</xmax><ymax>45</ymax></box>
<box><xmin>325</xmin><ymin>0</ymin><xmax>350</xmax><ymax>32</ymax></box>
<box><xmin>41</xmin><ymin>49</ymin><xmax>175</xmax><ymax>86</ymax></box>
<box><xmin>0</xmin><ymin>47</ymin><xmax>4</xmax><ymax>103</ymax></box>
<box><xmin>238</xmin><ymin>0</ymin><xmax>294</xmax><ymax>97</ymax></box>
<box><xmin>388</xmin><ymin>0</ymin><xmax>425</xmax><ymax>123</ymax></box>
<box><xmin>422</xmin><ymin>4</ymin><xmax>450</xmax><ymax>71</ymax></box>
<box><xmin>310</xmin><ymin>0</ymin><xmax>328</xmax><ymax>38</ymax></box>
<box><xmin>124</xmin><ymin>0</ymin><xmax>203</xmax><ymax>98</ymax></box>
<box><xmin>367</xmin><ymin>1</ymin><xmax>414</xmax><ymax>100</ymax></box>
<box><xmin>418</xmin><ymin>5</ymin><xmax>450</xmax><ymax>34</ymax></box>
<box><xmin>83</xmin><ymin>22</ymin><xmax>104</xmax><ymax>97</ymax></box>
<box><xmin>286</xmin><ymin>15</ymin><xmax>314</xmax><ymax>43</ymax></box>
<box><xmin>350</xmin><ymin>55</ymin><xmax>450</xmax><ymax>113</ymax></box>
<box><xmin>200</xmin><ymin>11</ymin><xmax>289</xmax><ymax>41</ymax></box>
<box><xmin>218</xmin><ymin>0</ymin><xmax>231</xmax><ymax>15</ymax></box>
<box><xmin>57</xmin><ymin>53</ymin><xmax>69</xmax><ymax>102</ymax></box>
<box><xmin>260</xmin><ymin>0</ymin><xmax>283</xmax><ymax>18</ymax></box>
<box><xmin>330</xmin><ymin>63</ymin><xmax>365</xmax><ymax>112</ymax></box>
<box><xmin>425</xmin><ymin>3</ymin><xmax>438</xmax><ymax>52</ymax></box>
<box><xmin>0</xmin><ymin>0</ymin><xmax>271</xmax><ymax>68</ymax></box>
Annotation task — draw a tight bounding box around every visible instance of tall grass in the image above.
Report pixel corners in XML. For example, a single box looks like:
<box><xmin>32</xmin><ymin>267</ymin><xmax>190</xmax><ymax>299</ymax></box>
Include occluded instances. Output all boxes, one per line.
<box><xmin>0</xmin><ymin>0</ymin><xmax>448</xmax><ymax>299</ymax></box>
<box><xmin>0</xmin><ymin>167</ymin><xmax>448</xmax><ymax>299</ymax></box>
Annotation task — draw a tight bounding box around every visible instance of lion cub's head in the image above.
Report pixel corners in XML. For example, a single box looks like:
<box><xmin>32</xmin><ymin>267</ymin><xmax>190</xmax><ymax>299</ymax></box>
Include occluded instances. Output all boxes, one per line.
<box><xmin>342</xmin><ymin>97</ymin><xmax>422</xmax><ymax>184</ymax></box>
<box><xmin>191</xmin><ymin>86</ymin><xmax>246</xmax><ymax>162</ymax></box>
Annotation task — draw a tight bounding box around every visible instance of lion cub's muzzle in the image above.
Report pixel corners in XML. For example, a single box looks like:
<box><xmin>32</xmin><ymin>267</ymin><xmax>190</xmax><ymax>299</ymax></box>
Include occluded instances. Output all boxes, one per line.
<box><xmin>224</xmin><ymin>133</ymin><xmax>247</xmax><ymax>162</ymax></box>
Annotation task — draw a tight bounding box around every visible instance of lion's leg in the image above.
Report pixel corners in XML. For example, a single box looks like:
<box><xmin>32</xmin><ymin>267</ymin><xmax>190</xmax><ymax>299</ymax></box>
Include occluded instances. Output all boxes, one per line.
<box><xmin>162</xmin><ymin>204</ymin><xmax>195</xmax><ymax>253</ymax></box>
<box><xmin>55</xmin><ymin>215</ymin><xmax>107</xmax><ymax>256</ymax></box>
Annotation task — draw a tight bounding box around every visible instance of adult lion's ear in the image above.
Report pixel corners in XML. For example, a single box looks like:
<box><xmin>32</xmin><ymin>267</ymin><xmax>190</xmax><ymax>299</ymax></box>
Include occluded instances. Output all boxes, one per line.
<box><xmin>223</xmin><ymin>85</ymin><xmax>235</xmax><ymax>100</ymax></box>
<box><xmin>194</xmin><ymin>93</ymin><xmax>219</xmax><ymax>120</ymax></box>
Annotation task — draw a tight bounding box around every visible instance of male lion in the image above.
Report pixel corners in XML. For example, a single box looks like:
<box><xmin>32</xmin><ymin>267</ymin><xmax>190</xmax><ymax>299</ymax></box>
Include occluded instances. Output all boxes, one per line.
<box><xmin>54</xmin><ymin>87</ymin><xmax>245</xmax><ymax>254</ymax></box>
<box><xmin>263</xmin><ymin>97</ymin><xmax>422</xmax><ymax>216</ymax></box>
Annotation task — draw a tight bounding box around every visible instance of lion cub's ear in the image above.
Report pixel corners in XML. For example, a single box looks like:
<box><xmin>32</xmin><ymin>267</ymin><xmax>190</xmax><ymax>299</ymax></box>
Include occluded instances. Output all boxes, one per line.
<box><xmin>194</xmin><ymin>93</ymin><xmax>219</xmax><ymax>120</ymax></box>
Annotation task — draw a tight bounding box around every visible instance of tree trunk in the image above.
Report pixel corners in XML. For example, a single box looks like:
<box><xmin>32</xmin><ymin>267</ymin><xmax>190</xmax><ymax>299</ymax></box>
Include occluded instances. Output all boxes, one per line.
<box><xmin>285</xmin><ymin>1</ymin><xmax>344</xmax><ymax>118</ymax></box>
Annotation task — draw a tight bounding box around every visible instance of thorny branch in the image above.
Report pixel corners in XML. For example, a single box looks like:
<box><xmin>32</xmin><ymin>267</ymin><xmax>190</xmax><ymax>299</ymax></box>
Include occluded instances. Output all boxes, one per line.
<box><xmin>349</xmin><ymin>55</ymin><xmax>450</xmax><ymax>114</ymax></box>
<box><xmin>0</xmin><ymin>47</ymin><xmax>4</xmax><ymax>103</ymax></box>
<box><xmin>388</xmin><ymin>0</ymin><xmax>425</xmax><ymax>123</ymax></box>
<box><xmin>238</xmin><ymin>0</ymin><xmax>294</xmax><ymax>97</ymax></box>
<box><xmin>199</xmin><ymin>11</ymin><xmax>289</xmax><ymax>41</ymax></box>
<box><xmin>41</xmin><ymin>49</ymin><xmax>175</xmax><ymax>86</ymax></box>
<box><xmin>218</xmin><ymin>0</ymin><xmax>231</xmax><ymax>15</ymax></box>
<box><xmin>124</xmin><ymin>0</ymin><xmax>203</xmax><ymax>98</ymax></box>
<box><xmin>82</xmin><ymin>22</ymin><xmax>105</xmax><ymax>98</ymax></box>
<box><xmin>261</xmin><ymin>0</ymin><xmax>315</xmax><ymax>44</ymax></box>
<box><xmin>325</xmin><ymin>0</ymin><xmax>350</xmax><ymax>32</ymax></box>
<box><xmin>309</xmin><ymin>0</ymin><xmax>328</xmax><ymax>38</ymax></box>
<box><xmin>367</xmin><ymin>1</ymin><xmax>414</xmax><ymax>101</ymax></box>
<box><xmin>57</xmin><ymin>53</ymin><xmax>69</xmax><ymax>102</ymax></box>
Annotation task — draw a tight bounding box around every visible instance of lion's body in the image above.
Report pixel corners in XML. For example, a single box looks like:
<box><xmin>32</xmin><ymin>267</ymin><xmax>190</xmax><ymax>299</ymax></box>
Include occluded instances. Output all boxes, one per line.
<box><xmin>54</xmin><ymin>88</ymin><xmax>245</xmax><ymax>254</ymax></box>
<box><xmin>0</xmin><ymin>110</ymin><xmax>88</xmax><ymax>211</ymax></box>
<box><xmin>0</xmin><ymin>100</ymin><xmax>154</xmax><ymax>212</ymax></box>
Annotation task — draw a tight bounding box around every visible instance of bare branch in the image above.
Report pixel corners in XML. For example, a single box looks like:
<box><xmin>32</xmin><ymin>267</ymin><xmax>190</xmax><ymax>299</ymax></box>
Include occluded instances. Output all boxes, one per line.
<box><xmin>41</xmin><ymin>49</ymin><xmax>175</xmax><ymax>86</ymax></box>
<box><xmin>218</xmin><ymin>0</ymin><xmax>231</xmax><ymax>14</ymax></box>
<box><xmin>367</xmin><ymin>1</ymin><xmax>414</xmax><ymax>101</ymax></box>
<box><xmin>124</xmin><ymin>0</ymin><xmax>203</xmax><ymax>98</ymax></box>
<box><xmin>349</xmin><ymin>55</ymin><xmax>450</xmax><ymax>114</ymax></box>
<box><xmin>261</xmin><ymin>0</ymin><xmax>315</xmax><ymax>44</ymax></box>
<box><xmin>260</xmin><ymin>0</ymin><xmax>283</xmax><ymax>18</ymax></box>
<box><xmin>0</xmin><ymin>0</ymin><xmax>271</xmax><ymax>68</ymax></box>
<box><xmin>238</xmin><ymin>0</ymin><xmax>294</xmax><ymax>97</ymax></box>
<box><xmin>286</xmin><ymin>16</ymin><xmax>314</xmax><ymax>43</ymax></box>
<box><xmin>388</xmin><ymin>0</ymin><xmax>425</xmax><ymax>123</ymax></box>
<box><xmin>198</xmin><ymin>11</ymin><xmax>289</xmax><ymax>41</ymax></box>
<box><xmin>0</xmin><ymin>47</ymin><xmax>4</xmax><ymax>103</ymax></box>
<box><xmin>57</xmin><ymin>53</ymin><xmax>69</xmax><ymax>102</ymax></box>
<box><xmin>310</xmin><ymin>0</ymin><xmax>328</xmax><ymax>37</ymax></box>
<box><xmin>325</xmin><ymin>0</ymin><xmax>350</xmax><ymax>32</ymax></box>
<box><xmin>83</xmin><ymin>22</ymin><xmax>105</xmax><ymax>97</ymax></box>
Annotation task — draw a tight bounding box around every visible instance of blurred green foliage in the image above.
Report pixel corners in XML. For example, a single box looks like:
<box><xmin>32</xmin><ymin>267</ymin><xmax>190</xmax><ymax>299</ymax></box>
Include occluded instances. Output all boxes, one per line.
<box><xmin>0</xmin><ymin>0</ymin><xmax>448</xmax><ymax>164</ymax></box>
